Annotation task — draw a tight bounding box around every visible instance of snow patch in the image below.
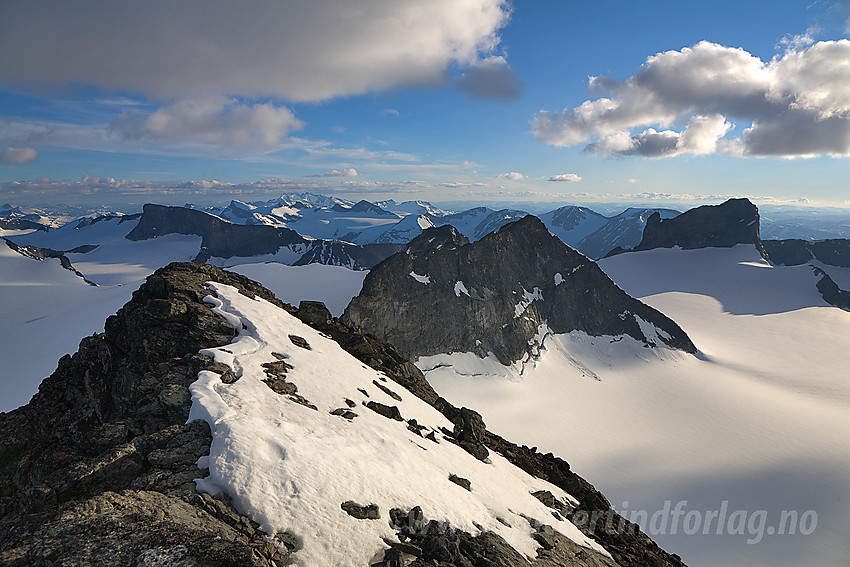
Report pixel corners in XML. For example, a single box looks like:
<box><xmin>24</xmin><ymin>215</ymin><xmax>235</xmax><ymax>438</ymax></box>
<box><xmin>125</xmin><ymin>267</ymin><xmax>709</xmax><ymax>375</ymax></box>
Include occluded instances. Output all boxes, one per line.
<box><xmin>454</xmin><ymin>281</ymin><xmax>470</xmax><ymax>297</ymax></box>
<box><xmin>410</xmin><ymin>271</ymin><xmax>431</xmax><ymax>285</ymax></box>
<box><xmin>514</xmin><ymin>287</ymin><xmax>543</xmax><ymax>318</ymax></box>
<box><xmin>554</xmin><ymin>273</ymin><xmax>563</xmax><ymax>286</ymax></box>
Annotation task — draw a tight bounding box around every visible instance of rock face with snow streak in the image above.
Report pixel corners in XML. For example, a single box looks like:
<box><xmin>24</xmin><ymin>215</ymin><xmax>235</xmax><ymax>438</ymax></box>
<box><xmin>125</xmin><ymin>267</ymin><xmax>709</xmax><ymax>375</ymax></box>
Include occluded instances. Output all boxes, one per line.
<box><xmin>633</xmin><ymin>198</ymin><xmax>764</xmax><ymax>254</ymax></box>
<box><xmin>343</xmin><ymin>215</ymin><xmax>696</xmax><ymax>365</ymax></box>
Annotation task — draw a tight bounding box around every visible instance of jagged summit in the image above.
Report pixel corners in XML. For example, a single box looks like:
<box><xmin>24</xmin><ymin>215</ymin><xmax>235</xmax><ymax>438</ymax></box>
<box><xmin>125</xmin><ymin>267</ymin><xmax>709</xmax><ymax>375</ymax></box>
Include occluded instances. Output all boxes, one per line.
<box><xmin>343</xmin><ymin>215</ymin><xmax>695</xmax><ymax>365</ymax></box>
<box><xmin>0</xmin><ymin>262</ymin><xmax>686</xmax><ymax>567</ymax></box>
<box><xmin>633</xmin><ymin>198</ymin><xmax>763</xmax><ymax>253</ymax></box>
<box><xmin>406</xmin><ymin>224</ymin><xmax>470</xmax><ymax>253</ymax></box>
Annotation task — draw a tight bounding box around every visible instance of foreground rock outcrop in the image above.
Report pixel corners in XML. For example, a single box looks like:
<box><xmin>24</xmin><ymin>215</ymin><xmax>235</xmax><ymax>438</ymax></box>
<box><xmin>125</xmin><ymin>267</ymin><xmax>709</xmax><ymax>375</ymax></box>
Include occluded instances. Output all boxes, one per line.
<box><xmin>343</xmin><ymin>217</ymin><xmax>695</xmax><ymax>365</ymax></box>
<box><xmin>0</xmin><ymin>263</ymin><xmax>686</xmax><ymax>566</ymax></box>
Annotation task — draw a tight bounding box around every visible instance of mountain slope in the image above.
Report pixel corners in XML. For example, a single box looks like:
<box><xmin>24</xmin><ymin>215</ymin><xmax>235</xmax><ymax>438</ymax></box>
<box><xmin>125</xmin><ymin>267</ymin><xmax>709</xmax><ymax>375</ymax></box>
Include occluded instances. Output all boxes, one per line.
<box><xmin>575</xmin><ymin>208</ymin><xmax>680</xmax><ymax>259</ymax></box>
<box><xmin>539</xmin><ymin>206</ymin><xmax>608</xmax><ymax>247</ymax></box>
<box><xmin>343</xmin><ymin>217</ymin><xmax>695</xmax><ymax>365</ymax></box>
<box><xmin>0</xmin><ymin>263</ymin><xmax>686</xmax><ymax>567</ymax></box>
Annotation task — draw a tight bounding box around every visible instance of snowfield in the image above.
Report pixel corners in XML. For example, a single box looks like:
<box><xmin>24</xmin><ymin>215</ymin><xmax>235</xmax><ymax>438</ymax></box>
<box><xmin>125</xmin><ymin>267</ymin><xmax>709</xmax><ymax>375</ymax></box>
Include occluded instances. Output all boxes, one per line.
<box><xmin>0</xmin><ymin>242</ymin><xmax>133</xmax><ymax>411</ymax></box>
<box><xmin>189</xmin><ymin>282</ymin><xmax>607</xmax><ymax>566</ymax></box>
<box><xmin>424</xmin><ymin>245</ymin><xmax>850</xmax><ymax>567</ymax></box>
<box><xmin>227</xmin><ymin>262</ymin><xmax>366</xmax><ymax>317</ymax></box>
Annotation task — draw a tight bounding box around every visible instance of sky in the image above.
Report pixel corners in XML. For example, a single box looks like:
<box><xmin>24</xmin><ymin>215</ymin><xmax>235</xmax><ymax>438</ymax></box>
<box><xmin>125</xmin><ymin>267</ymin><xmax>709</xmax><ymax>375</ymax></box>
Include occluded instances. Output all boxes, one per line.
<box><xmin>1</xmin><ymin>0</ymin><xmax>849</xmax><ymax>209</ymax></box>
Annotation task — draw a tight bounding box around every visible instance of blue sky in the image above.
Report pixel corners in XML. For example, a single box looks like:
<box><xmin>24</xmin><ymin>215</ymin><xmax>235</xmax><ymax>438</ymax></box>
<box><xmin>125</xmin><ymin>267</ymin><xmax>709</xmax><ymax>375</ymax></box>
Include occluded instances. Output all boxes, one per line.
<box><xmin>1</xmin><ymin>0</ymin><xmax>849</xmax><ymax>208</ymax></box>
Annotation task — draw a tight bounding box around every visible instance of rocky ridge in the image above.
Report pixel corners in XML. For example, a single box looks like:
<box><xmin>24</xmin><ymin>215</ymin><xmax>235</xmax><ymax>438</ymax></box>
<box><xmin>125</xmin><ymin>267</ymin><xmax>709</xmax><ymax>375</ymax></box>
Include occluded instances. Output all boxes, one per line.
<box><xmin>0</xmin><ymin>262</ymin><xmax>686</xmax><ymax>566</ymax></box>
<box><xmin>127</xmin><ymin>203</ymin><xmax>403</xmax><ymax>268</ymax></box>
<box><xmin>343</xmin><ymin>217</ymin><xmax>696</xmax><ymax>365</ymax></box>
<box><xmin>762</xmin><ymin>238</ymin><xmax>850</xmax><ymax>268</ymax></box>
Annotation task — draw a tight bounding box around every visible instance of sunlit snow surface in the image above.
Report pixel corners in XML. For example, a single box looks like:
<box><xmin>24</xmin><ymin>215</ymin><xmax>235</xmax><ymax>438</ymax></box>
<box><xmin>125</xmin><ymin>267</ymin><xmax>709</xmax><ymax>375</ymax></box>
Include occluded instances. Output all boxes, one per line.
<box><xmin>189</xmin><ymin>283</ymin><xmax>607</xmax><ymax>567</ymax></box>
<box><xmin>425</xmin><ymin>245</ymin><xmax>850</xmax><ymax>567</ymax></box>
<box><xmin>228</xmin><ymin>262</ymin><xmax>366</xmax><ymax>316</ymax></box>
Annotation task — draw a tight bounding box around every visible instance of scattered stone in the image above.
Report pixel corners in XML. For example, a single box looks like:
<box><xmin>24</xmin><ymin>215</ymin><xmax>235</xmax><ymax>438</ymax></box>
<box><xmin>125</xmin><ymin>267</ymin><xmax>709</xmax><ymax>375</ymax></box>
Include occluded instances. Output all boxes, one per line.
<box><xmin>274</xmin><ymin>531</ymin><xmax>300</xmax><ymax>551</ymax></box>
<box><xmin>270</xmin><ymin>351</ymin><xmax>288</xmax><ymax>360</ymax></box>
<box><xmin>330</xmin><ymin>408</ymin><xmax>358</xmax><ymax>420</ymax></box>
<box><xmin>448</xmin><ymin>474</ymin><xmax>471</xmax><ymax>491</ymax></box>
<box><xmin>344</xmin><ymin>398</ymin><xmax>356</xmax><ymax>407</ymax></box>
<box><xmin>263</xmin><ymin>377</ymin><xmax>298</xmax><ymax>396</ymax></box>
<box><xmin>358</xmin><ymin>387</ymin><xmax>370</xmax><ymax>397</ymax></box>
<box><xmin>382</xmin><ymin>537</ymin><xmax>423</xmax><ymax>557</ymax></box>
<box><xmin>261</xmin><ymin>359</ymin><xmax>293</xmax><ymax>376</ymax></box>
<box><xmin>365</xmin><ymin>401</ymin><xmax>404</xmax><ymax>421</ymax></box>
<box><xmin>206</xmin><ymin>361</ymin><xmax>238</xmax><ymax>384</ymax></box>
<box><xmin>372</xmin><ymin>379</ymin><xmax>402</xmax><ymax>401</ymax></box>
<box><xmin>341</xmin><ymin>500</ymin><xmax>380</xmax><ymax>520</ymax></box>
<box><xmin>533</xmin><ymin>524</ymin><xmax>558</xmax><ymax>551</ymax></box>
<box><xmin>531</xmin><ymin>490</ymin><xmax>558</xmax><ymax>509</ymax></box>
<box><xmin>288</xmin><ymin>334</ymin><xmax>311</xmax><ymax>350</ymax></box>
<box><xmin>287</xmin><ymin>394</ymin><xmax>318</xmax><ymax>411</ymax></box>
<box><xmin>424</xmin><ymin>430</ymin><xmax>438</xmax><ymax>443</ymax></box>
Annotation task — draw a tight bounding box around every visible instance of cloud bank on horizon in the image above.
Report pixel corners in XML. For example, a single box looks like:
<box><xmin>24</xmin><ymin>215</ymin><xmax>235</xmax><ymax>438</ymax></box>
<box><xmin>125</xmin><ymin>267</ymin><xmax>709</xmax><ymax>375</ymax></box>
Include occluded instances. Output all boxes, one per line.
<box><xmin>533</xmin><ymin>39</ymin><xmax>850</xmax><ymax>158</ymax></box>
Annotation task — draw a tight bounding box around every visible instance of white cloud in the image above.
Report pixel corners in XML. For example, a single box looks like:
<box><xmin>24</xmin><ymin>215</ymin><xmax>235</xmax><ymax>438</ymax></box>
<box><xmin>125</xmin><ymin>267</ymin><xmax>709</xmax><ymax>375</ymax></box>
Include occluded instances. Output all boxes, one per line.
<box><xmin>0</xmin><ymin>0</ymin><xmax>510</xmax><ymax>102</ymax></box>
<box><xmin>548</xmin><ymin>173</ymin><xmax>582</xmax><ymax>182</ymax></box>
<box><xmin>587</xmin><ymin>114</ymin><xmax>732</xmax><ymax>157</ymax></box>
<box><xmin>533</xmin><ymin>39</ymin><xmax>850</xmax><ymax>157</ymax></box>
<box><xmin>324</xmin><ymin>168</ymin><xmax>359</xmax><ymax>177</ymax></box>
<box><xmin>455</xmin><ymin>56</ymin><xmax>523</xmax><ymax>100</ymax></box>
<box><xmin>498</xmin><ymin>172</ymin><xmax>524</xmax><ymax>180</ymax></box>
<box><xmin>0</xmin><ymin>146</ymin><xmax>38</xmax><ymax>164</ymax></box>
<box><xmin>381</xmin><ymin>109</ymin><xmax>400</xmax><ymax>117</ymax></box>
<box><xmin>112</xmin><ymin>98</ymin><xmax>303</xmax><ymax>147</ymax></box>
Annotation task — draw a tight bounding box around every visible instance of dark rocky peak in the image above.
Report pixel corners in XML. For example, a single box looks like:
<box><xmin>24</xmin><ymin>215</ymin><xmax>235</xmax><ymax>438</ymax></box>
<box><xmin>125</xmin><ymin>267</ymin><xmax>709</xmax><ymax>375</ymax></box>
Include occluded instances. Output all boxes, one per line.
<box><xmin>343</xmin><ymin>214</ymin><xmax>695</xmax><ymax>365</ymax></box>
<box><xmin>126</xmin><ymin>203</ymin><xmax>306</xmax><ymax>259</ymax></box>
<box><xmin>405</xmin><ymin>224</ymin><xmax>469</xmax><ymax>253</ymax></box>
<box><xmin>634</xmin><ymin>198</ymin><xmax>764</xmax><ymax>253</ymax></box>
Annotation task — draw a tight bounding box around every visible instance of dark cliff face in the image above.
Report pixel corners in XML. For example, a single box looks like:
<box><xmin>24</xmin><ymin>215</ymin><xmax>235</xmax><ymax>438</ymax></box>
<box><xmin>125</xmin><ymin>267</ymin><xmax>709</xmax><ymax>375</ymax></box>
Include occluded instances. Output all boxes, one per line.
<box><xmin>762</xmin><ymin>238</ymin><xmax>850</xmax><ymax>267</ymax></box>
<box><xmin>343</xmin><ymin>215</ymin><xmax>695</xmax><ymax>365</ymax></box>
<box><xmin>127</xmin><ymin>203</ymin><xmax>307</xmax><ymax>259</ymax></box>
<box><xmin>634</xmin><ymin>198</ymin><xmax>764</xmax><ymax>253</ymax></box>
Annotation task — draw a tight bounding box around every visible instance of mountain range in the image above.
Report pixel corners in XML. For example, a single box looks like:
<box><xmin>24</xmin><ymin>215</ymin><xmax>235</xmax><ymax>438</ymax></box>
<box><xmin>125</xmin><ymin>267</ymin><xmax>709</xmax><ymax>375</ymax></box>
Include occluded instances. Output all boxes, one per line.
<box><xmin>1</xmin><ymin>195</ymin><xmax>850</xmax><ymax>566</ymax></box>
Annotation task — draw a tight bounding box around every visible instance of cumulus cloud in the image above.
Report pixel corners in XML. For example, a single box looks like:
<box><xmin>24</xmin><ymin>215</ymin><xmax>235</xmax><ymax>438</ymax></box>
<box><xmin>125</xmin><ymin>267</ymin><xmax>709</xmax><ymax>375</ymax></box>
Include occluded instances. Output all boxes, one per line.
<box><xmin>0</xmin><ymin>147</ymin><xmax>38</xmax><ymax>164</ymax></box>
<box><xmin>0</xmin><ymin>0</ymin><xmax>510</xmax><ymax>102</ymax></box>
<box><xmin>455</xmin><ymin>56</ymin><xmax>523</xmax><ymax>100</ymax></box>
<box><xmin>533</xmin><ymin>39</ymin><xmax>850</xmax><ymax>157</ymax></box>
<box><xmin>324</xmin><ymin>168</ymin><xmax>359</xmax><ymax>177</ymax></box>
<box><xmin>498</xmin><ymin>172</ymin><xmax>524</xmax><ymax>180</ymax></box>
<box><xmin>112</xmin><ymin>98</ymin><xmax>303</xmax><ymax>147</ymax></box>
<box><xmin>548</xmin><ymin>173</ymin><xmax>582</xmax><ymax>182</ymax></box>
